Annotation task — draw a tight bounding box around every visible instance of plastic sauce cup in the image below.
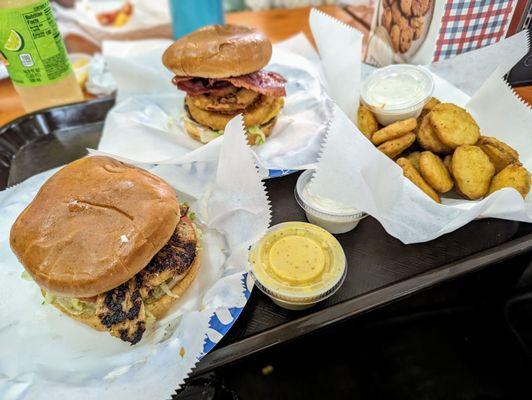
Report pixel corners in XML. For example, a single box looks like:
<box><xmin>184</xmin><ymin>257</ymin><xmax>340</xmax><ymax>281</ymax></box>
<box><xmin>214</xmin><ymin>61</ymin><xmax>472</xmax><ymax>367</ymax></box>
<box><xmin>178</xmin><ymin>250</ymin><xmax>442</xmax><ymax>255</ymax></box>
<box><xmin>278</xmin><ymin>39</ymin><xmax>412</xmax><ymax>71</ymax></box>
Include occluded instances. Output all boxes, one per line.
<box><xmin>249</xmin><ymin>222</ymin><xmax>347</xmax><ymax>310</ymax></box>
<box><xmin>295</xmin><ymin>170</ymin><xmax>367</xmax><ymax>234</ymax></box>
<box><xmin>361</xmin><ymin>64</ymin><xmax>434</xmax><ymax>126</ymax></box>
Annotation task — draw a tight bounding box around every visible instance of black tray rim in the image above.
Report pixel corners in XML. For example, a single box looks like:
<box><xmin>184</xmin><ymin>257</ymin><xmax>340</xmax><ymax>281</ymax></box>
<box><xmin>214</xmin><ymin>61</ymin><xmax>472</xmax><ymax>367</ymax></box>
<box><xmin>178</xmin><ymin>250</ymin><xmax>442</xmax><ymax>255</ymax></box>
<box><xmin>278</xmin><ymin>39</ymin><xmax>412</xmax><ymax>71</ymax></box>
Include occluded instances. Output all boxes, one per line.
<box><xmin>2</xmin><ymin>99</ymin><xmax>532</xmax><ymax>376</ymax></box>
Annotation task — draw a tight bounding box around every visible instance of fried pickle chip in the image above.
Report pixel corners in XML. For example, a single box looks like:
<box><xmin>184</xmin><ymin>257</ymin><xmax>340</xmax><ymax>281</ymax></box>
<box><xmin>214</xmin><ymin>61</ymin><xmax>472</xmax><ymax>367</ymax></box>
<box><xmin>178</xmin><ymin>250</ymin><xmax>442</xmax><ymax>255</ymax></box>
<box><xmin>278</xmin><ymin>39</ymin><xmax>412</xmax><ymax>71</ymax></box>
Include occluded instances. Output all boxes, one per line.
<box><xmin>430</xmin><ymin>103</ymin><xmax>480</xmax><ymax>149</ymax></box>
<box><xmin>377</xmin><ymin>133</ymin><xmax>416</xmax><ymax>159</ymax></box>
<box><xmin>451</xmin><ymin>145</ymin><xmax>495</xmax><ymax>200</ymax></box>
<box><xmin>487</xmin><ymin>164</ymin><xmax>531</xmax><ymax>199</ymax></box>
<box><xmin>423</xmin><ymin>97</ymin><xmax>440</xmax><ymax>112</ymax></box>
<box><xmin>357</xmin><ymin>105</ymin><xmax>379</xmax><ymax>139</ymax></box>
<box><xmin>416</xmin><ymin>112</ymin><xmax>452</xmax><ymax>154</ymax></box>
<box><xmin>478</xmin><ymin>136</ymin><xmax>520</xmax><ymax>173</ymax></box>
<box><xmin>397</xmin><ymin>158</ymin><xmax>440</xmax><ymax>203</ymax></box>
<box><xmin>372</xmin><ymin>118</ymin><xmax>417</xmax><ymax>145</ymax></box>
<box><xmin>419</xmin><ymin>151</ymin><xmax>454</xmax><ymax>193</ymax></box>
<box><xmin>407</xmin><ymin>151</ymin><xmax>421</xmax><ymax>171</ymax></box>
<box><xmin>443</xmin><ymin>154</ymin><xmax>452</xmax><ymax>172</ymax></box>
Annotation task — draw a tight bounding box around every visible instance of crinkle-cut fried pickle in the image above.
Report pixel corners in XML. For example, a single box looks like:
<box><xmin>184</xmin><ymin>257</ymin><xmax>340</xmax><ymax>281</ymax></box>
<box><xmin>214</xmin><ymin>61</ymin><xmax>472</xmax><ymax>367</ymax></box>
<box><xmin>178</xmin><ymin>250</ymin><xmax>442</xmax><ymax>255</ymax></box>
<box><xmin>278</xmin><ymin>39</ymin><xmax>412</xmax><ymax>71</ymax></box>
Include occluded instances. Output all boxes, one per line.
<box><xmin>451</xmin><ymin>145</ymin><xmax>495</xmax><ymax>200</ymax></box>
<box><xmin>377</xmin><ymin>133</ymin><xmax>416</xmax><ymax>159</ymax></box>
<box><xmin>397</xmin><ymin>158</ymin><xmax>441</xmax><ymax>203</ymax></box>
<box><xmin>419</xmin><ymin>151</ymin><xmax>454</xmax><ymax>193</ymax></box>
<box><xmin>416</xmin><ymin>112</ymin><xmax>453</xmax><ymax>154</ymax></box>
<box><xmin>488</xmin><ymin>164</ymin><xmax>531</xmax><ymax>199</ymax></box>
<box><xmin>372</xmin><ymin>118</ymin><xmax>416</xmax><ymax>145</ymax></box>
<box><xmin>407</xmin><ymin>151</ymin><xmax>421</xmax><ymax>171</ymax></box>
<box><xmin>478</xmin><ymin>136</ymin><xmax>520</xmax><ymax>173</ymax></box>
<box><xmin>443</xmin><ymin>154</ymin><xmax>452</xmax><ymax>172</ymax></box>
<box><xmin>430</xmin><ymin>103</ymin><xmax>480</xmax><ymax>149</ymax></box>
<box><xmin>357</xmin><ymin>105</ymin><xmax>379</xmax><ymax>139</ymax></box>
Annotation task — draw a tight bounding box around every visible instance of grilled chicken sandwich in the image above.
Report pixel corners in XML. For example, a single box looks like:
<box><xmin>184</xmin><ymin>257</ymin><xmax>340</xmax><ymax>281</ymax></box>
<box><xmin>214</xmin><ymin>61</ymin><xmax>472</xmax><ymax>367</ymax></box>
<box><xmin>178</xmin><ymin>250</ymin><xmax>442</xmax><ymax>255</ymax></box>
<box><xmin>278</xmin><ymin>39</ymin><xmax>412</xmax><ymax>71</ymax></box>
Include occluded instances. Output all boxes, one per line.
<box><xmin>10</xmin><ymin>156</ymin><xmax>200</xmax><ymax>345</ymax></box>
<box><xmin>162</xmin><ymin>24</ymin><xmax>287</xmax><ymax>145</ymax></box>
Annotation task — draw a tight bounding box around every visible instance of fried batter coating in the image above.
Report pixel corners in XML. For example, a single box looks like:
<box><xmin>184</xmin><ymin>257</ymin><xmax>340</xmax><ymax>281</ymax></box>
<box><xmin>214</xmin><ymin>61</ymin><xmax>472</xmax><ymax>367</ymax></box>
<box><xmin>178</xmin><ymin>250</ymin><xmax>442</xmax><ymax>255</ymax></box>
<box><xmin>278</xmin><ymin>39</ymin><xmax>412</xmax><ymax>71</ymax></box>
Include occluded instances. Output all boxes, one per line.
<box><xmin>357</xmin><ymin>105</ymin><xmax>379</xmax><ymax>139</ymax></box>
<box><xmin>372</xmin><ymin>118</ymin><xmax>416</xmax><ymax>145</ymax></box>
<box><xmin>186</xmin><ymin>95</ymin><xmax>283</xmax><ymax>130</ymax></box>
<box><xmin>407</xmin><ymin>151</ymin><xmax>421</xmax><ymax>171</ymax></box>
<box><xmin>451</xmin><ymin>145</ymin><xmax>495</xmax><ymax>199</ymax></box>
<box><xmin>488</xmin><ymin>164</ymin><xmax>531</xmax><ymax>199</ymax></box>
<box><xmin>419</xmin><ymin>151</ymin><xmax>454</xmax><ymax>193</ymax></box>
<box><xmin>189</xmin><ymin>88</ymin><xmax>259</xmax><ymax>113</ymax></box>
<box><xmin>430</xmin><ymin>103</ymin><xmax>480</xmax><ymax>149</ymax></box>
<box><xmin>478</xmin><ymin>136</ymin><xmax>520</xmax><ymax>173</ymax></box>
<box><xmin>397</xmin><ymin>157</ymin><xmax>440</xmax><ymax>203</ymax></box>
<box><xmin>377</xmin><ymin>133</ymin><xmax>416</xmax><ymax>159</ymax></box>
<box><xmin>416</xmin><ymin>112</ymin><xmax>452</xmax><ymax>154</ymax></box>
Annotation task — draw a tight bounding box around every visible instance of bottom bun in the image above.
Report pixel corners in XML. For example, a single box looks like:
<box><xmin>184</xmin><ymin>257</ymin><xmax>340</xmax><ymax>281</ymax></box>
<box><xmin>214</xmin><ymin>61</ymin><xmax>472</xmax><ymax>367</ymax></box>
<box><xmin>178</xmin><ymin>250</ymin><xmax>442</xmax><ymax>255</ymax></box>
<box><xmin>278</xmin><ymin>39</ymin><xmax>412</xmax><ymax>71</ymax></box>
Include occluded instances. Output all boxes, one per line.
<box><xmin>46</xmin><ymin>250</ymin><xmax>200</xmax><ymax>331</ymax></box>
<box><xmin>184</xmin><ymin>115</ymin><xmax>278</xmax><ymax>145</ymax></box>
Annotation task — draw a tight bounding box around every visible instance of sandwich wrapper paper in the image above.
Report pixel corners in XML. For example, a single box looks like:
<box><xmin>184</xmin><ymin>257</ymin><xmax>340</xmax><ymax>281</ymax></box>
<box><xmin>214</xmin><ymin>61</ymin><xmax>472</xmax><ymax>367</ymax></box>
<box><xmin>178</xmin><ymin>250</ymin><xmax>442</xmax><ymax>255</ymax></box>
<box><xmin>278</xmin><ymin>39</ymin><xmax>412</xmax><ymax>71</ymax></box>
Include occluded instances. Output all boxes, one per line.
<box><xmin>54</xmin><ymin>1</ymin><xmax>172</xmax><ymax>43</ymax></box>
<box><xmin>96</xmin><ymin>11</ymin><xmax>366</xmax><ymax>173</ymax></box>
<box><xmin>0</xmin><ymin>117</ymin><xmax>270</xmax><ymax>399</ymax></box>
<box><xmin>308</xmin><ymin>26</ymin><xmax>531</xmax><ymax>244</ymax></box>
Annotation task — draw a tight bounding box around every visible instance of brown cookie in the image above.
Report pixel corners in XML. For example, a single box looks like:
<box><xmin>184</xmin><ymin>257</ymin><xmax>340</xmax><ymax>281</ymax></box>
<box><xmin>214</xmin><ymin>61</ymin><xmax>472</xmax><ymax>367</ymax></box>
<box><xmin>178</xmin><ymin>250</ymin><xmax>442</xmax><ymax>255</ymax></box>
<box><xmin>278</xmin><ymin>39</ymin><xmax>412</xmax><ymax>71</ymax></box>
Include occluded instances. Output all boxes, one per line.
<box><xmin>382</xmin><ymin>8</ymin><xmax>392</xmax><ymax>31</ymax></box>
<box><xmin>400</xmin><ymin>0</ymin><xmax>412</xmax><ymax>16</ymax></box>
<box><xmin>410</xmin><ymin>16</ymin><xmax>424</xmax><ymax>40</ymax></box>
<box><xmin>390</xmin><ymin>24</ymin><xmax>400</xmax><ymax>52</ymax></box>
<box><xmin>399</xmin><ymin>24</ymin><xmax>414</xmax><ymax>53</ymax></box>
<box><xmin>391</xmin><ymin>2</ymin><xmax>408</xmax><ymax>28</ymax></box>
<box><xmin>411</xmin><ymin>0</ymin><xmax>431</xmax><ymax>17</ymax></box>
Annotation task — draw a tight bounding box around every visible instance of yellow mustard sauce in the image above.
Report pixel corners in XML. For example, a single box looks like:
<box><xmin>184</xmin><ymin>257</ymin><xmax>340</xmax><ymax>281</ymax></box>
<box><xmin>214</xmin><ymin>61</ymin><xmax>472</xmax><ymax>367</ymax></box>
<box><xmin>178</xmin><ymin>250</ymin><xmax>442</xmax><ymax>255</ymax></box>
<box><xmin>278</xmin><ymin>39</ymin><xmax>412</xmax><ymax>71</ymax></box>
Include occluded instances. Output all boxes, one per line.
<box><xmin>250</xmin><ymin>222</ymin><xmax>346</xmax><ymax>302</ymax></box>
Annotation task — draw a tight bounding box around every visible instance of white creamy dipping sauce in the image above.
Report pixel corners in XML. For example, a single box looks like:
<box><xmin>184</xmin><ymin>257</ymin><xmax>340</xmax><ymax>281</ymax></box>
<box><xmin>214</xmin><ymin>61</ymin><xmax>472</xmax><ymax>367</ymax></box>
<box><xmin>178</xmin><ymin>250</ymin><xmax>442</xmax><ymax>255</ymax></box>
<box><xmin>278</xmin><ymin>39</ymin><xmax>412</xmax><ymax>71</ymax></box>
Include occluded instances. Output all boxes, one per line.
<box><xmin>302</xmin><ymin>183</ymin><xmax>358</xmax><ymax>215</ymax></box>
<box><xmin>365</xmin><ymin>73</ymin><xmax>426</xmax><ymax>110</ymax></box>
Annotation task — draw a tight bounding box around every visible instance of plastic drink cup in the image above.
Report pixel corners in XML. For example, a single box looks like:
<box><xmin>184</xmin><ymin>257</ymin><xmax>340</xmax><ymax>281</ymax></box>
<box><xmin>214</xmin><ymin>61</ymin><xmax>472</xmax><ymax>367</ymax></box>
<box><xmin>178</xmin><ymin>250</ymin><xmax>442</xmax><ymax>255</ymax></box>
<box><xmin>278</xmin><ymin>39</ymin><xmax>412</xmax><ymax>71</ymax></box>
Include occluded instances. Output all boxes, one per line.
<box><xmin>168</xmin><ymin>0</ymin><xmax>225</xmax><ymax>39</ymax></box>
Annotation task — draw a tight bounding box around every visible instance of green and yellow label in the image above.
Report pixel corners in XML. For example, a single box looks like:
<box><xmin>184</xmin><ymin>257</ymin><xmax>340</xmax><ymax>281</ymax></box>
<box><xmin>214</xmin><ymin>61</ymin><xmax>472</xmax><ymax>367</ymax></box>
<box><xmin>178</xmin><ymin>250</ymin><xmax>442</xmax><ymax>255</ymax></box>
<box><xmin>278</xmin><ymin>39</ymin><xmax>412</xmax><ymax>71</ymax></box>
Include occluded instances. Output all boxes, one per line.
<box><xmin>0</xmin><ymin>0</ymin><xmax>72</xmax><ymax>87</ymax></box>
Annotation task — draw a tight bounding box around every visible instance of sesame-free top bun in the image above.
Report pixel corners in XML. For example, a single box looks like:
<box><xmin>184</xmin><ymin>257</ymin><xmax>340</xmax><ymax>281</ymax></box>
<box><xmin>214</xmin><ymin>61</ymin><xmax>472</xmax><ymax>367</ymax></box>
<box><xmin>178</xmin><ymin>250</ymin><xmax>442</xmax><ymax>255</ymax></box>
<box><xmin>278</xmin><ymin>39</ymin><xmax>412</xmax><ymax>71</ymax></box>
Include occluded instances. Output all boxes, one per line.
<box><xmin>10</xmin><ymin>156</ymin><xmax>180</xmax><ymax>298</ymax></box>
<box><xmin>162</xmin><ymin>24</ymin><xmax>272</xmax><ymax>78</ymax></box>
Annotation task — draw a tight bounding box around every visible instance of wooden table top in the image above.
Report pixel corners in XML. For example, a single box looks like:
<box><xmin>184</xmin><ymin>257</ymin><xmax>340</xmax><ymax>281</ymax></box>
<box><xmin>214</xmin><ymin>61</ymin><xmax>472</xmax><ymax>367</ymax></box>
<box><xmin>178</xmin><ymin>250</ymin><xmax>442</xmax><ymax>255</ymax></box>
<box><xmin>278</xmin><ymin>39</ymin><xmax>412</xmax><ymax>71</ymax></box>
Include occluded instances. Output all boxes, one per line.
<box><xmin>0</xmin><ymin>4</ymin><xmax>530</xmax><ymax>127</ymax></box>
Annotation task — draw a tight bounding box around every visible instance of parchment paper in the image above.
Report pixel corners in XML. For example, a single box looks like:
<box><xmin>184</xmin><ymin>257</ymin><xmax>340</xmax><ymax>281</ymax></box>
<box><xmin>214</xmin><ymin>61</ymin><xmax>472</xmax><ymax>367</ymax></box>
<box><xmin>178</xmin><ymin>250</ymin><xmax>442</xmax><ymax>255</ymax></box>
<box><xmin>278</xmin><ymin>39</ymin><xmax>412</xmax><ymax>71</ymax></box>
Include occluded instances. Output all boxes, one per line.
<box><xmin>97</xmin><ymin>35</ymin><xmax>334</xmax><ymax>172</ymax></box>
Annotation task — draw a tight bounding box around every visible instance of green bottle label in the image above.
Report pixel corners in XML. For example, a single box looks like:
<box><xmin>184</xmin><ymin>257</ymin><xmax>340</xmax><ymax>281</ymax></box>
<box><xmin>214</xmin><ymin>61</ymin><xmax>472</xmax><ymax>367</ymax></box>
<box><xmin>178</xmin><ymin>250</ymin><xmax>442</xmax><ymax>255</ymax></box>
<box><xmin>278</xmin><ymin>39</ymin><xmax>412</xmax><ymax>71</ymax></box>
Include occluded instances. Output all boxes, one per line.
<box><xmin>0</xmin><ymin>0</ymin><xmax>72</xmax><ymax>87</ymax></box>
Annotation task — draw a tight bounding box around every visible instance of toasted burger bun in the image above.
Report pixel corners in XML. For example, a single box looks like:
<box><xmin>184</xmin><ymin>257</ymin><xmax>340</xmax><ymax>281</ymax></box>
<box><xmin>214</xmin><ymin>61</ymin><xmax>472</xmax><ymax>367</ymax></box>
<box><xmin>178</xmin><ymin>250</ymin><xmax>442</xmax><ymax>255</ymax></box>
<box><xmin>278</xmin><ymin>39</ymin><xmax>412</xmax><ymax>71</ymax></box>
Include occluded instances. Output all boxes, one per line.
<box><xmin>162</xmin><ymin>24</ymin><xmax>272</xmax><ymax>78</ymax></box>
<box><xmin>184</xmin><ymin>115</ymin><xmax>278</xmax><ymax>145</ymax></box>
<box><xmin>10</xmin><ymin>156</ymin><xmax>180</xmax><ymax>298</ymax></box>
<box><xmin>45</xmin><ymin>251</ymin><xmax>200</xmax><ymax>330</ymax></box>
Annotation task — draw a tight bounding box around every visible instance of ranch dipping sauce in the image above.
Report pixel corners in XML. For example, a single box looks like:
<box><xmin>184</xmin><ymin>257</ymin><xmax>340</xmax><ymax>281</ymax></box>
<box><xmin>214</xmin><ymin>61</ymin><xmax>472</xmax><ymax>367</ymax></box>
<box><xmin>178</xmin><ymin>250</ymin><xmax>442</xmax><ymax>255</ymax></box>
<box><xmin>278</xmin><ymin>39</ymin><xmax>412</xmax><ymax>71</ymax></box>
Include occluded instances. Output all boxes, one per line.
<box><xmin>295</xmin><ymin>170</ymin><xmax>367</xmax><ymax>234</ymax></box>
<box><xmin>249</xmin><ymin>222</ymin><xmax>347</xmax><ymax>310</ymax></box>
<box><xmin>361</xmin><ymin>64</ymin><xmax>434</xmax><ymax>125</ymax></box>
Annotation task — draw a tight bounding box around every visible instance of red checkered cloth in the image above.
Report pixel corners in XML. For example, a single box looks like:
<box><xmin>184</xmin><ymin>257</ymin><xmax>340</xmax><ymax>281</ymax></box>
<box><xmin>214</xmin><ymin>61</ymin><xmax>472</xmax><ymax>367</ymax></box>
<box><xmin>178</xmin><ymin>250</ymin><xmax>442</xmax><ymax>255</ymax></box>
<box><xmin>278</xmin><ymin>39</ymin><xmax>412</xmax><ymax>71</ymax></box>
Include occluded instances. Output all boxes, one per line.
<box><xmin>433</xmin><ymin>0</ymin><xmax>516</xmax><ymax>61</ymax></box>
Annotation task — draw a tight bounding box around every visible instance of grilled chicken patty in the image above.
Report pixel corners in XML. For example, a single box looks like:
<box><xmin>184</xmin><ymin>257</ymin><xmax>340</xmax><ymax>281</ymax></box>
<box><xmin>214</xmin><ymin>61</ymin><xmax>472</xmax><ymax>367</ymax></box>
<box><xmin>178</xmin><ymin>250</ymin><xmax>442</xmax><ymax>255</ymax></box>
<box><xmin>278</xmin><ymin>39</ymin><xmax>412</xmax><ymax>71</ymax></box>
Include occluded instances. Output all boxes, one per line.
<box><xmin>95</xmin><ymin>215</ymin><xmax>197</xmax><ymax>344</ymax></box>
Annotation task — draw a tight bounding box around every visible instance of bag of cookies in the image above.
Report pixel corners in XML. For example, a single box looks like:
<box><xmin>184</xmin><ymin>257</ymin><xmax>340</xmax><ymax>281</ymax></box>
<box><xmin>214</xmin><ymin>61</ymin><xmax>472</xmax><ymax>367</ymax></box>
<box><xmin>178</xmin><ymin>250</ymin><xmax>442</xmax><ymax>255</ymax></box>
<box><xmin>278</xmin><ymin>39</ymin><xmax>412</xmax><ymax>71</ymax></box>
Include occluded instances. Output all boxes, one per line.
<box><xmin>365</xmin><ymin>0</ymin><xmax>519</xmax><ymax>65</ymax></box>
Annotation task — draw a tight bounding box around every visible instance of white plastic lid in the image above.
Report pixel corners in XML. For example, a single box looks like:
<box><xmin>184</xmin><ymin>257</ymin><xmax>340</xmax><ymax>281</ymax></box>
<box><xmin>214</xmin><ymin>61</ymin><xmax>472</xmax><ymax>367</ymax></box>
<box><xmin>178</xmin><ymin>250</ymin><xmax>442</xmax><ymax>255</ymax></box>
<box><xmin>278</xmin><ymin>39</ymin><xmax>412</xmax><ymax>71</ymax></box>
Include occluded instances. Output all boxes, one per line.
<box><xmin>361</xmin><ymin>64</ymin><xmax>434</xmax><ymax>112</ymax></box>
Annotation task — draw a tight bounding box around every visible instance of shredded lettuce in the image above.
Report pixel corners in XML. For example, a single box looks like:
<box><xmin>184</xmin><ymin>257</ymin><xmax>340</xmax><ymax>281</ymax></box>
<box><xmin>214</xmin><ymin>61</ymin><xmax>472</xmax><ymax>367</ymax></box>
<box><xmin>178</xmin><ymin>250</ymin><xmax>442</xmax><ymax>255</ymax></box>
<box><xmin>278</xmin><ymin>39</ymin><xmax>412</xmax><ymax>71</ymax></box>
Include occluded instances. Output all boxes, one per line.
<box><xmin>145</xmin><ymin>310</ymin><xmax>156</xmax><ymax>327</ymax></box>
<box><xmin>188</xmin><ymin>211</ymin><xmax>196</xmax><ymax>222</ymax></box>
<box><xmin>42</xmin><ymin>291</ymin><xmax>56</xmax><ymax>305</ymax></box>
<box><xmin>199</xmin><ymin>129</ymin><xmax>223</xmax><ymax>143</ymax></box>
<box><xmin>247</xmin><ymin>125</ymin><xmax>266</xmax><ymax>145</ymax></box>
<box><xmin>20</xmin><ymin>270</ymin><xmax>34</xmax><ymax>281</ymax></box>
<box><xmin>160</xmin><ymin>282</ymin><xmax>180</xmax><ymax>298</ymax></box>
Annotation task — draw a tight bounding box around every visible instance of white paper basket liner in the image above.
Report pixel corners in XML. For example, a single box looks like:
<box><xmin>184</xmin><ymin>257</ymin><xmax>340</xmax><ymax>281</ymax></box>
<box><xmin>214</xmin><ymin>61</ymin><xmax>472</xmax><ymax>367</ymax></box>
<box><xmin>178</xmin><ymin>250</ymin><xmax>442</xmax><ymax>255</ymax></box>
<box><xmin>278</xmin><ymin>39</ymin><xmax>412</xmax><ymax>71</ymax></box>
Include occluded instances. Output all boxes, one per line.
<box><xmin>96</xmin><ymin>36</ymin><xmax>334</xmax><ymax>174</ymax></box>
<box><xmin>308</xmin><ymin>23</ymin><xmax>531</xmax><ymax>244</ymax></box>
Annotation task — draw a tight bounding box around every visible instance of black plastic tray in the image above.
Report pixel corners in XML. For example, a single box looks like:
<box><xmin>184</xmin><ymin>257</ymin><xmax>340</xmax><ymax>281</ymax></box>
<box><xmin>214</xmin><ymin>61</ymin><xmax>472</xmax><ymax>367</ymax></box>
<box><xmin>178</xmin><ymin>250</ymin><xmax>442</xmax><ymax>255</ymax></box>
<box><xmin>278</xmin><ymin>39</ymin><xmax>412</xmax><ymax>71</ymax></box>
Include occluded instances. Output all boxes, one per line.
<box><xmin>2</xmin><ymin>98</ymin><xmax>532</xmax><ymax>377</ymax></box>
